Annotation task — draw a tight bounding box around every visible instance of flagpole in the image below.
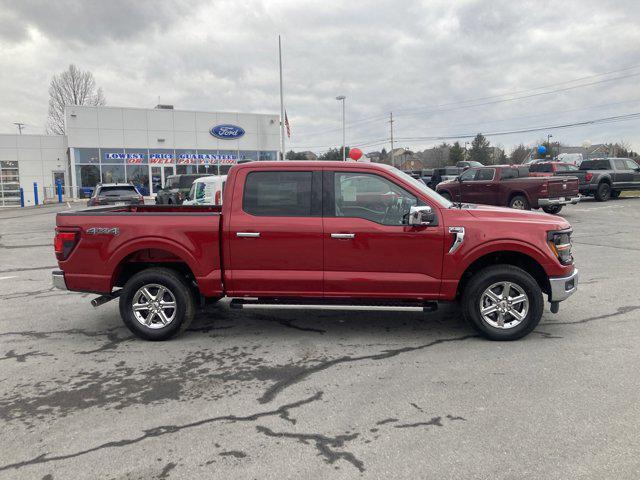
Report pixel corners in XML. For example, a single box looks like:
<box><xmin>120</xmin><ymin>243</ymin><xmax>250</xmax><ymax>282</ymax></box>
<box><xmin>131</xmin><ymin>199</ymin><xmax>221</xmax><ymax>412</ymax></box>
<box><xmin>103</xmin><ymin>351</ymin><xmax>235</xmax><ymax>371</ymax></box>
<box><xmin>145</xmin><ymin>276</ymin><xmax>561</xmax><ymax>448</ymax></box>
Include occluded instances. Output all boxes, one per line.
<box><xmin>278</xmin><ymin>35</ymin><xmax>285</xmax><ymax>160</ymax></box>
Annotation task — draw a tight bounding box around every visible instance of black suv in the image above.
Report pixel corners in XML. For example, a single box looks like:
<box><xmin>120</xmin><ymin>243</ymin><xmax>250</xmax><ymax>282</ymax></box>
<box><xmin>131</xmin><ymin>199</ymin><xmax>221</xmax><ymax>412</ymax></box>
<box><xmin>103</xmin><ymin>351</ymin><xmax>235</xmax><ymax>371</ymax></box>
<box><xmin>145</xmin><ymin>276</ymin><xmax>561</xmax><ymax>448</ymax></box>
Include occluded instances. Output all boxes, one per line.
<box><xmin>87</xmin><ymin>183</ymin><xmax>144</xmax><ymax>206</ymax></box>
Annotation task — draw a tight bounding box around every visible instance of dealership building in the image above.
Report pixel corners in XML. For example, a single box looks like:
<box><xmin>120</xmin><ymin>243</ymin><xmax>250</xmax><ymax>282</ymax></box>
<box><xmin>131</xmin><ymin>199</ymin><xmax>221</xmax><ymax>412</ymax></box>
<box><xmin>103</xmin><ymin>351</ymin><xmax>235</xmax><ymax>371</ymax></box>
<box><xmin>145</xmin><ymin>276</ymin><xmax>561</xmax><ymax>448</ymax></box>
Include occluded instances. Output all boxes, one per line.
<box><xmin>0</xmin><ymin>105</ymin><xmax>280</xmax><ymax>206</ymax></box>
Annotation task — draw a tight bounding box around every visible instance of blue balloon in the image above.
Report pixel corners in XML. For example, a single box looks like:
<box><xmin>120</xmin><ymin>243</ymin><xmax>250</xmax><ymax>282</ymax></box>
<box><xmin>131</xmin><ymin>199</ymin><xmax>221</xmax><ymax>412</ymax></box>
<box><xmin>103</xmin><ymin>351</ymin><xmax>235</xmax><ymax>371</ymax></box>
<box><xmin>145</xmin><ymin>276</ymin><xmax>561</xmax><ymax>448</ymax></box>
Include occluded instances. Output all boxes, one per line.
<box><xmin>537</xmin><ymin>145</ymin><xmax>547</xmax><ymax>155</ymax></box>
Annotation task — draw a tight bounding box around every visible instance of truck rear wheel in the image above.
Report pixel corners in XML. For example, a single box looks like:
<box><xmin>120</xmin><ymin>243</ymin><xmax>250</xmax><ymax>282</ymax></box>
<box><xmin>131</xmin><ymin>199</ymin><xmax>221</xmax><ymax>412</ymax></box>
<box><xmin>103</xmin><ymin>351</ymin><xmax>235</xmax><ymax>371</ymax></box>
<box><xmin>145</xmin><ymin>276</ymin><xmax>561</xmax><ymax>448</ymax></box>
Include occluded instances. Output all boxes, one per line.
<box><xmin>509</xmin><ymin>195</ymin><xmax>530</xmax><ymax>210</ymax></box>
<box><xmin>542</xmin><ymin>205</ymin><xmax>563</xmax><ymax>214</ymax></box>
<box><xmin>119</xmin><ymin>267</ymin><xmax>195</xmax><ymax>341</ymax></box>
<box><xmin>595</xmin><ymin>182</ymin><xmax>611</xmax><ymax>202</ymax></box>
<box><xmin>462</xmin><ymin>265</ymin><xmax>543</xmax><ymax>341</ymax></box>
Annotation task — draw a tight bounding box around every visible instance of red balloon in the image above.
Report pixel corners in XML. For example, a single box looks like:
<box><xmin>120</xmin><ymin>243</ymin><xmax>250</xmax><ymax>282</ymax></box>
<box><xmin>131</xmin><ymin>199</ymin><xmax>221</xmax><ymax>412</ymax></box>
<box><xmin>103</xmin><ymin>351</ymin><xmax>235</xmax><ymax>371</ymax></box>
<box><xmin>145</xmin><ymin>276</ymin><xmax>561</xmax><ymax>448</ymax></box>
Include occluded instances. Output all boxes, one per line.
<box><xmin>349</xmin><ymin>147</ymin><xmax>363</xmax><ymax>160</ymax></box>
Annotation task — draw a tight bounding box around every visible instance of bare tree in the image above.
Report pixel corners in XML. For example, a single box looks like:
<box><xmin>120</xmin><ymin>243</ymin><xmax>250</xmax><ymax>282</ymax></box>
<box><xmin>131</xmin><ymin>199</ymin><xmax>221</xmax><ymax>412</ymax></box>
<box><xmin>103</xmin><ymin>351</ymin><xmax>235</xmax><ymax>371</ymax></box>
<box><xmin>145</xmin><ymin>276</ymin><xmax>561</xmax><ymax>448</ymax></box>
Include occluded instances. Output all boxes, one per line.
<box><xmin>46</xmin><ymin>64</ymin><xmax>106</xmax><ymax>134</ymax></box>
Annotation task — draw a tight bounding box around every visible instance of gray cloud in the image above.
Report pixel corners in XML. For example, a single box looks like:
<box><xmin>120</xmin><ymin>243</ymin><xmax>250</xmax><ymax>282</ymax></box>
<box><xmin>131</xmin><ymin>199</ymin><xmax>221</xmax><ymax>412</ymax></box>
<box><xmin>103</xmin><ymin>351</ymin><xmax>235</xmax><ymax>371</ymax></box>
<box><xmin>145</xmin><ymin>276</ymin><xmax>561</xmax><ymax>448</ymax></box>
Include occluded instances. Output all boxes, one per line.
<box><xmin>0</xmin><ymin>0</ymin><xmax>639</xmax><ymax>152</ymax></box>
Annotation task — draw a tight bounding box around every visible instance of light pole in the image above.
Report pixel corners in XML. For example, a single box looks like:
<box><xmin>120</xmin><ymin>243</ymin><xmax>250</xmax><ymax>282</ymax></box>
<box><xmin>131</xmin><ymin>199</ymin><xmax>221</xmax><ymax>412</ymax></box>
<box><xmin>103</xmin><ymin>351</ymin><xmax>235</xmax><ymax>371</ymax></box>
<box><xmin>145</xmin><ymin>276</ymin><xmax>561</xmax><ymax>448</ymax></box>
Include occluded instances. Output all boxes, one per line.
<box><xmin>547</xmin><ymin>134</ymin><xmax>553</xmax><ymax>158</ymax></box>
<box><xmin>336</xmin><ymin>95</ymin><xmax>346</xmax><ymax>161</ymax></box>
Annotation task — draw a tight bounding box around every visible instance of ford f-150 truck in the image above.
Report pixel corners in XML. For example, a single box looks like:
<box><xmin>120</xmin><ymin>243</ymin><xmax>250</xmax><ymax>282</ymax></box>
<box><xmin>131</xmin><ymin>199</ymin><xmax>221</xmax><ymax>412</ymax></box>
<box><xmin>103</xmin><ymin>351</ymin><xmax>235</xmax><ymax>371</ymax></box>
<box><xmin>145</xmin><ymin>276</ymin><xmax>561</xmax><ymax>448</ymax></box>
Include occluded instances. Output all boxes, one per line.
<box><xmin>554</xmin><ymin>157</ymin><xmax>640</xmax><ymax>201</ymax></box>
<box><xmin>436</xmin><ymin>165</ymin><xmax>580</xmax><ymax>214</ymax></box>
<box><xmin>52</xmin><ymin>161</ymin><xmax>578</xmax><ymax>341</ymax></box>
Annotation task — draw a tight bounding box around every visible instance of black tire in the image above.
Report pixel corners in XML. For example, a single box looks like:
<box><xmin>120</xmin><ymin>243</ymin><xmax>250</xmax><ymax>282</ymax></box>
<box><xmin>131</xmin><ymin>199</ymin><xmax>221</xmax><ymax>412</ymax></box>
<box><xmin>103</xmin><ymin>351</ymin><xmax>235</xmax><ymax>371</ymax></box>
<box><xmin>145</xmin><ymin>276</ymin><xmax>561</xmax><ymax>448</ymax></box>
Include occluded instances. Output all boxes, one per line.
<box><xmin>119</xmin><ymin>267</ymin><xmax>195</xmax><ymax>341</ymax></box>
<box><xmin>461</xmin><ymin>265</ymin><xmax>543</xmax><ymax>341</ymax></box>
<box><xmin>610</xmin><ymin>190</ymin><xmax>621</xmax><ymax>199</ymax></box>
<box><xmin>594</xmin><ymin>182</ymin><xmax>611</xmax><ymax>202</ymax></box>
<box><xmin>509</xmin><ymin>195</ymin><xmax>530</xmax><ymax>210</ymax></box>
<box><xmin>542</xmin><ymin>205</ymin><xmax>563</xmax><ymax>214</ymax></box>
<box><xmin>439</xmin><ymin>191</ymin><xmax>452</xmax><ymax>202</ymax></box>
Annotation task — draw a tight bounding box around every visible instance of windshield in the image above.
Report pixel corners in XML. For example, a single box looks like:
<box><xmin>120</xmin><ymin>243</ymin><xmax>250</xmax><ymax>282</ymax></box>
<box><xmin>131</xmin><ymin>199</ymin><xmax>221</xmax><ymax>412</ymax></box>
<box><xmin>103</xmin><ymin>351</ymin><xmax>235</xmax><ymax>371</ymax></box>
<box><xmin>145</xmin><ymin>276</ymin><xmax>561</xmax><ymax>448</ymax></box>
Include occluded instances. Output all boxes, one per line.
<box><xmin>388</xmin><ymin>166</ymin><xmax>453</xmax><ymax>208</ymax></box>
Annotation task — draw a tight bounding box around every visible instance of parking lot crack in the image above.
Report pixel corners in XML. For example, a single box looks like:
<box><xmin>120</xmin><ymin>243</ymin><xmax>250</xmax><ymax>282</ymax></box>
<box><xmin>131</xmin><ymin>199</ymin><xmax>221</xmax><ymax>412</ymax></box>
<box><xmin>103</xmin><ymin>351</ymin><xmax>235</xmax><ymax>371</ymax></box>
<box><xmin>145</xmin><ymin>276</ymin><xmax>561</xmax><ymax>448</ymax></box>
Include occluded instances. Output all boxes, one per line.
<box><xmin>256</xmin><ymin>425</ymin><xmax>364</xmax><ymax>473</ymax></box>
<box><xmin>258</xmin><ymin>334</ymin><xmax>476</xmax><ymax>404</ymax></box>
<box><xmin>394</xmin><ymin>417</ymin><xmax>443</xmax><ymax>429</ymax></box>
<box><xmin>0</xmin><ymin>391</ymin><xmax>322</xmax><ymax>472</ymax></box>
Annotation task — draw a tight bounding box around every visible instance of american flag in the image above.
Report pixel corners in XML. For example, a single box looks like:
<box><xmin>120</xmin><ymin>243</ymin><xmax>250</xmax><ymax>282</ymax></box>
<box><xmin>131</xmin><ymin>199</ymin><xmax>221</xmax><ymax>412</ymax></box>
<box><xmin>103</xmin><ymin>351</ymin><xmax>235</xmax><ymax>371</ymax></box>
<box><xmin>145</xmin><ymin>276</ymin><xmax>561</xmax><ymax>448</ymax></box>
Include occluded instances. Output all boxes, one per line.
<box><xmin>285</xmin><ymin>110</ymin><xmax>291</xmax><ymax>138</ymax></box>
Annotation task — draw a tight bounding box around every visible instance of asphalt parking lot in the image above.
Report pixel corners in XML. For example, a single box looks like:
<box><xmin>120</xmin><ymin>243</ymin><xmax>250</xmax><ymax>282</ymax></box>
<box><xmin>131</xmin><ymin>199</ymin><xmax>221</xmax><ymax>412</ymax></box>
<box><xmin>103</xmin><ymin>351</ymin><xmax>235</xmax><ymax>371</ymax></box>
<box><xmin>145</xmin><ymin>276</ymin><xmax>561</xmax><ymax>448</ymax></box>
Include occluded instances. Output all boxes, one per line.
<box><xmin>1</xmin><ymin>199</ymin><xmax>639</xmax><ymax>479</ymax></box>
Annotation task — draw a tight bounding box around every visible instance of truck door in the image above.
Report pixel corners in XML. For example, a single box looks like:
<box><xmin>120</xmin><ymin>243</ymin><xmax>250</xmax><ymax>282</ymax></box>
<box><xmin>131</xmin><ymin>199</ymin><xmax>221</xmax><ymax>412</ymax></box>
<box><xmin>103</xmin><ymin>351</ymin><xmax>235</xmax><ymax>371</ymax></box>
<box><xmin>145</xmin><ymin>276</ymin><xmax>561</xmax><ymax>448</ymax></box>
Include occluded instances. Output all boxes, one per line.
<box><xmin>612</xmin><ymin>159</ymin><xmax>631</xmax><ymax>188</ymax></box>
<box><xmin>323</xmin><ymin>170</ymin><xmax>444</xmax><ymax>298</ymax></box>
<box><xmin>226</xmin><ymin>169</ymin><xmax>323</xmax><ymax>296</ymax></box>
<box><xmin>625</xmin><ymin>159</ymin><xmax>640</xmax><ymax>188</ymax></box>
<box><xmin>470</xmin><ymin>167</ymin><xmax>499</xmax><ymax>205</ymax></box>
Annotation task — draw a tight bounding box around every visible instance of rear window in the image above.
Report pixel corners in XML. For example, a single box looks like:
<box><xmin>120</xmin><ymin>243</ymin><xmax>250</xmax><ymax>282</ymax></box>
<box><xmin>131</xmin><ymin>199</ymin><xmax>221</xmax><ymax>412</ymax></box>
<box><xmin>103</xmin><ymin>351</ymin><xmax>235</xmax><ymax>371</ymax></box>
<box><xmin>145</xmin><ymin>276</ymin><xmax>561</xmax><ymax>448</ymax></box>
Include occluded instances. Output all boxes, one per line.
<box><xmin>243</xmin><ymin>171</ymin><xmax>313</xmax><ymax>216</ymax></box>
<box><xmin>556</xmin><ymin>164</ymin><xmax>578</xmax><ymax>172</ymax></box>
<box><xmin>97</xmin><ymin>186</ymin><xmax>137</xmax><ymax>196</ymax></box>
<box><xmin>580</xmin><ymin>160</ymin><xmax>610</xmax><ymax>170</ymax></box>
<box><xmin>530</xmin><ymin>163</ymin><xmax>552</xmax><ymax>173</ymax></box>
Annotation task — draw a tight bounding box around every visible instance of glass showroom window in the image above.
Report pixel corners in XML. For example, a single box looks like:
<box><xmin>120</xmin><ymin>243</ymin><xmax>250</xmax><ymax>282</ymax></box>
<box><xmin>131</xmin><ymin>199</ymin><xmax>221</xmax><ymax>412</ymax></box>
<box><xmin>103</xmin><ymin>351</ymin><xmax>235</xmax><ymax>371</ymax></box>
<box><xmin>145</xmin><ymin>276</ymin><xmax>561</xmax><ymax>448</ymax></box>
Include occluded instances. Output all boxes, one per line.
<box><xmin>0</xmin><ymin>161</ymin><xmax>20</xmax><ymax>206</ymax></box>
<box><xmin>175</xmin><ymin>149</ymin><xmax>197</xmax><ymax>174</ymax></box>
<box><xmin>126</xmin><ymin>165</ymin><xmax>150</xmax><ymax>196</ymax></box>
<box><xmin>259</xmin><ymin>151</ymin><xmax>277</xmax><ymax>161</ymax></box>
<box><xmin>100</xmin><ymin>148</ymin><xmax>125</xmax><ymax>164</ymax></box>
<box><xmin>75</xmin><ymin>148</ymin><xmax>100</xmax><ymax>164</ymax></box>
<box><xmin>101</xmin><ymin>164</ymin><xmax>125</xmax><ymax>183</ymax></box>
<box><xmin>239</xmin><ymin>150</ymin><xmax>258</xmax><ymax>161</ymax></box>
<box><xmin>75</xmin><ymin>165</ymin><xmax>100</xmax><ymax>189</ymax></box>
<box><xmin>196</xmin><ymin>150</ymin><xmax>218</xmax><ymax>175</ymax></box>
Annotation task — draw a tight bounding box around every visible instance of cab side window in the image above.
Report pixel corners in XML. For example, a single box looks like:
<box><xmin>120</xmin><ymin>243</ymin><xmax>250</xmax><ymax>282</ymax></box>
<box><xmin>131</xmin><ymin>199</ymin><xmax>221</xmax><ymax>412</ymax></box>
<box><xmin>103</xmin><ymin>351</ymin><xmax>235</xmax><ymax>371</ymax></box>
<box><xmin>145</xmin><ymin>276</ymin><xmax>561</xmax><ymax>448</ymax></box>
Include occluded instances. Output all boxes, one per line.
<box><xmin>333</xmin><ymin>172</ymin><xmax>417</xmax><ymax>226</ymax></box>
<box><xmin>501</xmin><ymin>168</ymin><xmax>518</xmax><ymax>180</ymax></box>
<box><xmin>243</xmin><ymin>171</ymin><xmax>319</xmax><ymax>216</ymax></box>
<box><xmin>475</xmin><ymin>168</ymin><xmax>496</xmax><ymax>181</ymax></box>
<box><xmin>614</xmin><ymin>159</ymin><xmax>627</xmax><ymax>170</ymax></box>
<box><xmin>459</xmin><ymin>169</ymin><xmax>476</xmax><ymax>181</ymax></box>
<box><xmin>625</xmin><ymin>159</ymin><xmax>639</xmax><ymax>170</ymax></box>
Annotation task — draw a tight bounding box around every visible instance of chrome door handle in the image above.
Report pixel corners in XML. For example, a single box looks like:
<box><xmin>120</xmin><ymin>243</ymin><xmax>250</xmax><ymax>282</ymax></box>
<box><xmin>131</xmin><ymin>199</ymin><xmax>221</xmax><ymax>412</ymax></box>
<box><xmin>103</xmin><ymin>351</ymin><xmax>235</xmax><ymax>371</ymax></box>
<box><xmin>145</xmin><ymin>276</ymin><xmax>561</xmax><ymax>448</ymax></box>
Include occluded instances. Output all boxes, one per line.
<box><xmin>331</xmin><ymin>233</ymin><xmax>355</xmax><ymax>239</ymax></box>
<box><xmin>237</xmin><ymin>232</ymin><xmax>260</xmax><ymax>238</ymax></box>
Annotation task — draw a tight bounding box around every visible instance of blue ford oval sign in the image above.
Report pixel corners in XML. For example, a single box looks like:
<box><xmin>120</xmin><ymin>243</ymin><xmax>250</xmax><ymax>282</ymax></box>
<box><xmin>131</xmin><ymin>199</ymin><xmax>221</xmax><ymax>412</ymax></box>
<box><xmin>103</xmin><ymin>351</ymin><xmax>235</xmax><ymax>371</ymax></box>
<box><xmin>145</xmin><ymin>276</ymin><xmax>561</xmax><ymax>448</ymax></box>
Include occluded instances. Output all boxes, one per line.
<box><xmin>210</xmin><ymin>124</ymin><xmax>245</xmax><ymax>140</ymax></box>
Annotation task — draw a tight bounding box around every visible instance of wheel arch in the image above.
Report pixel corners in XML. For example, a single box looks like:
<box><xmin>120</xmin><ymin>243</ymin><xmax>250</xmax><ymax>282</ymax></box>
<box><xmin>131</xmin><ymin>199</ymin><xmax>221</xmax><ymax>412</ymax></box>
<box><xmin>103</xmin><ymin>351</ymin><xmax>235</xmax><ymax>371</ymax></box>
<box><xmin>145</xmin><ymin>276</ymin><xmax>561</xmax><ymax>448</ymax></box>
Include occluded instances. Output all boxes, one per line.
<box><xmin>108</xmin><ymin>239</ymin><xmax>199</xmax><ymax>291</ymax></box>
<box><xmin>456</xmin><ymin>249</ymin><xmax>551</xmax><ymax>299</ymax></box>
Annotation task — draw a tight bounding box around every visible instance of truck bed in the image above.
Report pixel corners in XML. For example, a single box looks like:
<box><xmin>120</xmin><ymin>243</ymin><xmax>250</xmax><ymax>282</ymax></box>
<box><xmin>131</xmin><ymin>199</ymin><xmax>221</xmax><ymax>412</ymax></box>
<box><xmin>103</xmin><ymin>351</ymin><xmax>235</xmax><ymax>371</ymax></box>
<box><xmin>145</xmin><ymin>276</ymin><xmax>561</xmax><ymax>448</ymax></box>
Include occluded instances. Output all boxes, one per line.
<box><xmin>56</xmin><ymin>205</ymin><xmax>223</xmax><ymax>297</ymax></box>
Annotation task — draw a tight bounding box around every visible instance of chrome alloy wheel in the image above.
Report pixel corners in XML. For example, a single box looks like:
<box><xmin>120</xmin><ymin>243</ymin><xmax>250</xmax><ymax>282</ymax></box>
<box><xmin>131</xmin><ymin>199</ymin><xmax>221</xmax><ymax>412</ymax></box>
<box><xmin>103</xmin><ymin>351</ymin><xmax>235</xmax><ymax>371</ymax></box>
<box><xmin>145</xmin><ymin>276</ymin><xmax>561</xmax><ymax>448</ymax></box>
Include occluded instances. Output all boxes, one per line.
<box><xmin>511</xmin><ymin>199</ymin><xmax>526</xmax><ymax>209</ymax></box>
<box><xmin>479</xmin><ymin>281</ymin><xmax>529</xmax><ymax>329</ymax></box>
<box><xmin>131</xmin><ymin>283</ymin><xmax>177</xmax><ymax>329</ymax></box>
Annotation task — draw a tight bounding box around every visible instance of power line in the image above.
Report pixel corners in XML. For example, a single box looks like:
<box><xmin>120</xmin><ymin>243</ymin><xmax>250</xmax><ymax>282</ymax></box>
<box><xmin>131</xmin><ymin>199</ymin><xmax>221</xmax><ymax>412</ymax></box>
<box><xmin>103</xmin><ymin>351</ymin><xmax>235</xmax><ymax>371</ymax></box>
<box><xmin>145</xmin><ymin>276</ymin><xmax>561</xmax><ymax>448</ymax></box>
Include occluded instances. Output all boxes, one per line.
<box><xmin>291</xmin><ymin>63</ymin><xmax>640</xmax><ymax>139</ymax></box>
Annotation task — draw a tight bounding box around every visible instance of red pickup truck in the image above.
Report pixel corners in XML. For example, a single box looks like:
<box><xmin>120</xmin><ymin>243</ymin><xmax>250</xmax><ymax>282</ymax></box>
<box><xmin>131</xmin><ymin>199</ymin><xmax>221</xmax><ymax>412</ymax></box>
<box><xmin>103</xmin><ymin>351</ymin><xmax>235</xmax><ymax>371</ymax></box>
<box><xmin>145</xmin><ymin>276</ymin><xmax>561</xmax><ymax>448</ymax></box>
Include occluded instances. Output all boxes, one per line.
<box><xmin>436</xmin><ymin>165</ymin><xmax>580</xmax><ymax>214</ymax></box>
<box><xmin>53</xmin><ymin>161</ymin><xmax>578</xmax><ymax>341</ymax></box>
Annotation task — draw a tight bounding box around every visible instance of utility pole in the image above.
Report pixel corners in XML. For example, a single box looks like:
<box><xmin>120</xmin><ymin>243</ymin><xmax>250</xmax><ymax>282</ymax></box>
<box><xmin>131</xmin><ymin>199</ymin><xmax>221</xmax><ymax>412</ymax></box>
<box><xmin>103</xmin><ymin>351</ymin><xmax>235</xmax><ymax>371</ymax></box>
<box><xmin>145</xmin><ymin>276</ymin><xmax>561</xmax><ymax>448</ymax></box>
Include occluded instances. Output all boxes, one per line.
<box><xmin>278</xmin><ymin>35</ymin><xmax>285</xmax><ymax>160</ymax></box>
<box><xmin>13</xmin><ymin>122</ymin><xmax>25</xmax><ymax>135</ymax></box>
<box><xmin>336</xmin><ymin>95</ymin><xmax>346</xmax><ymax>161</ymax></box>
<box><xmin>389</xmin><ymin>112</ymin><xmax>394</xmax><ymax>167</ymax></box>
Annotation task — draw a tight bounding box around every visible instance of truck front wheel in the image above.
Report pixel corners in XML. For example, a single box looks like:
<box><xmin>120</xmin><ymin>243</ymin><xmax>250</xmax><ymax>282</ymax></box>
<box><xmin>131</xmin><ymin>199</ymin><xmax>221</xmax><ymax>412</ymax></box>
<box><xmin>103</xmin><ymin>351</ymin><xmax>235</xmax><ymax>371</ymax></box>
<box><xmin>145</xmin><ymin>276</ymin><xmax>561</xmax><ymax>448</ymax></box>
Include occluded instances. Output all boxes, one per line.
<box><xmin>462</xmin><ymin>265</ymin><xmax>543</xmax><ymax>340</ymax></box>
<box><xmin>119</xmin><ymin>267</ymin><xmax>195</xmax><ymax>341</ymax></box>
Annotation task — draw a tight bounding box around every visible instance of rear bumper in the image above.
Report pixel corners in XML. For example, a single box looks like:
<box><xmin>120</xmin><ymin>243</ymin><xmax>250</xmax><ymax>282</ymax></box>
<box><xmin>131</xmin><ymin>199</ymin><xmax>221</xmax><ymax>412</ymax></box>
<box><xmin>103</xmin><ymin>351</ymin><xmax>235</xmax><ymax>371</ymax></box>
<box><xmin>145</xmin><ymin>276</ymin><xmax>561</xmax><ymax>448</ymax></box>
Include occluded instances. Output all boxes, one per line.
<box><xmin>548</xmin><ymin>268</ymin><xmax>579</xmax><ymax>302</ymax></box>
<box><xmin>52</xmin><ymin>270</ymin><xmax>67</xmax><ymax>290</ymax></box>
<box><xmin>539</xmin><ymin>196</ymin><xmax>581</xmax><ymax>206</ymax></box>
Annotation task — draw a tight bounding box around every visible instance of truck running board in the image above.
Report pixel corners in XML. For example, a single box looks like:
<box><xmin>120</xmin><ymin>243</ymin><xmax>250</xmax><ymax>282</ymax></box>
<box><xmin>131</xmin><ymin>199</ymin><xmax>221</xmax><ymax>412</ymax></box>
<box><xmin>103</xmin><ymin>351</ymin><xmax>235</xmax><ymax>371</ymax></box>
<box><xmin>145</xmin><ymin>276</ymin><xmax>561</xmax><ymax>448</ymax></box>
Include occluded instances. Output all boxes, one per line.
<box><xmin>229</xmin><ymin>298</ymin><xmax>438</xmax><ymax>312</ymax></box>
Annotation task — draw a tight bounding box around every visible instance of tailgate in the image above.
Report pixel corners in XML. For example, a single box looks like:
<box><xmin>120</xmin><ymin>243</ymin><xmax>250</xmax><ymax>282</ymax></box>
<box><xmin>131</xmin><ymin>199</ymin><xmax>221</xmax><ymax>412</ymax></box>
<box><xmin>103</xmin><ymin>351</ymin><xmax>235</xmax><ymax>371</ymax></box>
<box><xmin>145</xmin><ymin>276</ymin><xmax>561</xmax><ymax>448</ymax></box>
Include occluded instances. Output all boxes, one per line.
<box><xmin>548</xmin><ymin>176</ymin><xmax>579</xmax><ymax>197</ymax></box>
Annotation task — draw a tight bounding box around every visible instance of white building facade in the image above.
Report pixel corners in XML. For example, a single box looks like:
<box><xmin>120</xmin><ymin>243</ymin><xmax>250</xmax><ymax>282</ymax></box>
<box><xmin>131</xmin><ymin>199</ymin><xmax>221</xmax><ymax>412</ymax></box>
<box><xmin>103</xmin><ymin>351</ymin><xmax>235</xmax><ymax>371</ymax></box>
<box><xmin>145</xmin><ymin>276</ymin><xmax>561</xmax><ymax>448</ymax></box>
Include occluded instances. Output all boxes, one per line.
<box><xmin>0</xmin><ymin>134</ymin><xmax>67</xmax><ymax>206</ymax></box>
<box><xmin>0</xmin><ymin>105</ymin><xmax>280</xmax><ymax>206</ymax></box>
<box><xmin>67</xmin><ymin>105</ymin><xmax>280</xmax><ymax>197</ymax></box>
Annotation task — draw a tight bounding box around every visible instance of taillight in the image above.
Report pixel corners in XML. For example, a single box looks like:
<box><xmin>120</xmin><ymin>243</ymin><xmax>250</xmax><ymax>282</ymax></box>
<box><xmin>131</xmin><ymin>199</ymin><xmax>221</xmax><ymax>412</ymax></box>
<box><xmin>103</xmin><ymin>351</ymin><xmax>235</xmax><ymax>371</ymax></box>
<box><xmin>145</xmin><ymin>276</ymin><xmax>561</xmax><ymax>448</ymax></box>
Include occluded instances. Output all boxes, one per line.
<box><xmin>585</xmin><ymin>172</ymin><xmax>593</xmax><ymax>182</ymax></box>
<box><xmin>54</xmin><ymin>230</ymin><xmax>79</xmax><ymax>261</ymax></box>
<box><xmin>539</xmin><ymin>183</ymin><xmax>548</xmax><ymax>195</ymax></box>
<box><xmin>138</xmin><ymin>195</ymin><xmax>144</xmax><ymax>204</ymax></box>
<box><xmin>215</xmin><ymin>190</ymin><xmax>221</xmax><ymax>205</ymax></box>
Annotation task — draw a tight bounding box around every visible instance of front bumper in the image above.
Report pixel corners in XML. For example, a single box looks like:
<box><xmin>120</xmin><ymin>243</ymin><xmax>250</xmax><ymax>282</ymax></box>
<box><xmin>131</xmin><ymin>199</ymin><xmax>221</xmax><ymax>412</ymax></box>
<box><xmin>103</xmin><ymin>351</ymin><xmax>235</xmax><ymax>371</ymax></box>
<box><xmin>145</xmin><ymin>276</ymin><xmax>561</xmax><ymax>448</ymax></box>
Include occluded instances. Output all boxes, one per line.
<box><xmin>52</xmin><ymin>270</ymin><xmax>67</xmax><ymax>290</ymax></box>
<box><xmin>539</xmin><ymin>196</ymin><xmax>581</xmax><ymax>206</ymax></box>
<box><xmin>548</xmin><ymin>268</ymin><xmax>579</xmax><ymax>302</ymax></box>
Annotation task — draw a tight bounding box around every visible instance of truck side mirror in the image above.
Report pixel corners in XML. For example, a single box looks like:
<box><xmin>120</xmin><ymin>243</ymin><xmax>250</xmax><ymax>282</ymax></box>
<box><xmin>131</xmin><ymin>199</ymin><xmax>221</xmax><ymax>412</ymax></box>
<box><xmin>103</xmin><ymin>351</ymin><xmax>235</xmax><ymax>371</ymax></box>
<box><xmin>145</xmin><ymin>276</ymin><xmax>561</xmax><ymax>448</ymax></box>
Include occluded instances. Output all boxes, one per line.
<box><xmin>408</xmin><ymin>205</ymin><xmax>436</xmax><ymax>226</ymax></box>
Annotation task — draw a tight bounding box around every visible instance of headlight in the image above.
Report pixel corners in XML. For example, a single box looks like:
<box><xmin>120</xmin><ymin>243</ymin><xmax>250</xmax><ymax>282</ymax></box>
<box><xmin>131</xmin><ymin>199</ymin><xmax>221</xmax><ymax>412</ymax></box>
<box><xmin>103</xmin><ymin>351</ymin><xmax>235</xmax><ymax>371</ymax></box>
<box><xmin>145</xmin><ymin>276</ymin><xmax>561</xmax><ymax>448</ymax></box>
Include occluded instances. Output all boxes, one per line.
<box><xmin>547</xmin><ymin>229</ymin><xmax>573</xmax><ymax>265</ymax></box>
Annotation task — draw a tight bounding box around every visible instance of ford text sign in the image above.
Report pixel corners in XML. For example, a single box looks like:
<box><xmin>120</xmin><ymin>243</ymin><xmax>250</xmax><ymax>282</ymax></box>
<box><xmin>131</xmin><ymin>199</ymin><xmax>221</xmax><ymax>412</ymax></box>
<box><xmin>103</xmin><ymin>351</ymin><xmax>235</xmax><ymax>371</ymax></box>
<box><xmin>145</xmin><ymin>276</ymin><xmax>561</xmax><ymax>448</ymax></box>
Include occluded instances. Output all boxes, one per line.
<box><xmin>210</xmin><ymin>124</ymin><xmax>245</xmax><ymax>140</ymax></box>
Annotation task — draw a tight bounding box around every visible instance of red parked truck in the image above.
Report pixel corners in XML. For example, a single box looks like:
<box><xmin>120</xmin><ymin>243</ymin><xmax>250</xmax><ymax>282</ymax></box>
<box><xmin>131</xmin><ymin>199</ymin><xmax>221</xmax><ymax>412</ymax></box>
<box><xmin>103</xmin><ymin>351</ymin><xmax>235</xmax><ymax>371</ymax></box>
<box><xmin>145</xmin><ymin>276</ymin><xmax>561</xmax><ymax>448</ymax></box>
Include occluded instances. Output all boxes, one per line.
<box><xmin>53</xmin><ymin>161</ymin><xmax>578</xmax><ymax>341</ymax></box>
<box><xmin>436</xmin><ymin>165</ymin><xmax>580</xmax><ymax>214</ymax></box>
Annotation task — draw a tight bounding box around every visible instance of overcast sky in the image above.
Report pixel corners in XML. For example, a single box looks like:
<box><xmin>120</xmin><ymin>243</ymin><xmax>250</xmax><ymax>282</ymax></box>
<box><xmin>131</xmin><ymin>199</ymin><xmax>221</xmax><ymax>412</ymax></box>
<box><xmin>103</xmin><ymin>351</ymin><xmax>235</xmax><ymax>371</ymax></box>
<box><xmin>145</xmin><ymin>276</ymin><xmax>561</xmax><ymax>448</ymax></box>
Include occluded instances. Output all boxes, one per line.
<box><xmin>1</xmin><ymin>0</ymin><xmax>639</xmax><ymax>153</ymax></box>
